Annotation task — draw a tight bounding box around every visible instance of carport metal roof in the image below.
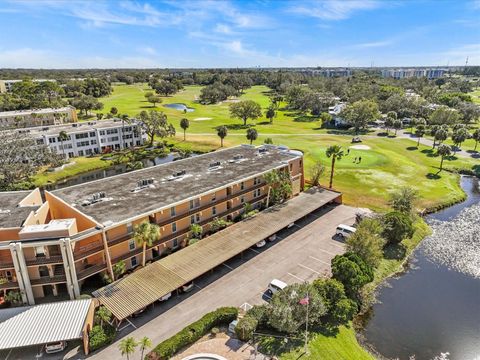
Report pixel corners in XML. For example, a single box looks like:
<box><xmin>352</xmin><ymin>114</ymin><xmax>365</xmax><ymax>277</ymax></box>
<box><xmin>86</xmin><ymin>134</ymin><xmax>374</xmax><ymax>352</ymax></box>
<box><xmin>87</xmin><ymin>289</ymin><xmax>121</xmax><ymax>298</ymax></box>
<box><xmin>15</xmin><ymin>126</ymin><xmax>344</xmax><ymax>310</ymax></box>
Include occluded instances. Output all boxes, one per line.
<box><xmin>0</xmin><ymin>299</ymin><xmax>93</xmax><ymax>350</ymax></box>
<box><xmin>93</xmin><ymin>187</ymin><xmax>341</xmax><ymax>320</ymax></box>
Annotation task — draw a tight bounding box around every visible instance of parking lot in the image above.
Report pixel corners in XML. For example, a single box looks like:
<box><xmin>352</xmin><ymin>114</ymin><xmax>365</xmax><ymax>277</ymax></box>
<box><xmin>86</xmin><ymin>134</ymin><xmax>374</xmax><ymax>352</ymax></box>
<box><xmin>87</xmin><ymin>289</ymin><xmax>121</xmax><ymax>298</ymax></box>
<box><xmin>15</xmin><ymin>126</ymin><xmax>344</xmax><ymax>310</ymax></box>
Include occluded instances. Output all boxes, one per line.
<box><xmin>86</xmin><ymin>203</ymin><xmax>359</xmax><ymax>360</ymax></box>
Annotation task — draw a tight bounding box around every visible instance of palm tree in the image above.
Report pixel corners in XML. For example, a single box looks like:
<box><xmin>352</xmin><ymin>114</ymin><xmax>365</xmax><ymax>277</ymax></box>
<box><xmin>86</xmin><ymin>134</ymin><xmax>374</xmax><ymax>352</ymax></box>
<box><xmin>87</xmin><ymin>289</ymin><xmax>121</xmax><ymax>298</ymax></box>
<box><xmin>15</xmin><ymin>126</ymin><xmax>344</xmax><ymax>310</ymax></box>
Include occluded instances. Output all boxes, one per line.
<box><xmin>415</xmin><ymin>124</ymin><xmax>426</xmax><ymax>147</ymax></box>
<box><xmin>180</xmin><ymin>118</ymin><xmax>190</xmax><ymax>140</ymax></box>
<box><xmin>133</xmin><ymin>221</ymin><xmax>160</xmax><ymax>267</ymax></box>
<box><xmin>110</xmin><ymin>107</ymin><xmax>118</xmax><ymax>117</ymax></box>
<box><xmin>58</xmin><ymin>131</ymin><xmax>69</xmax><ymax>159</ymax></box>
<box><xmin>139</xmin><ymin>336</ymin><xmax>152</xmax><ymax>360</ymax></box>
<box><xmin>118</xmin><ymin>337</ymin><xmax>137</xmax><ymax>360</ymax></box>
<box><xmin>326</xmin><ymin>145</ymin><xmax>344</xmax><ymax>189</ymax></box>
<box><xmin>246</xmin><ymin>128</ymin><xmax>258</xmax><ymax>145</ymax></box>
<box><xmin>217</xmin><ymin>125</ymin><xmax>228</xmax><ymax>147</ymax></box>
<box><xmin>95</xmin><ymin>305</ymin><xmax>112</xmax><ymax>328</ymax></box>
<box><xmin>437</xmin><ymin>144</ymin><xmax>451</xmax><ymax>172</ymax></box>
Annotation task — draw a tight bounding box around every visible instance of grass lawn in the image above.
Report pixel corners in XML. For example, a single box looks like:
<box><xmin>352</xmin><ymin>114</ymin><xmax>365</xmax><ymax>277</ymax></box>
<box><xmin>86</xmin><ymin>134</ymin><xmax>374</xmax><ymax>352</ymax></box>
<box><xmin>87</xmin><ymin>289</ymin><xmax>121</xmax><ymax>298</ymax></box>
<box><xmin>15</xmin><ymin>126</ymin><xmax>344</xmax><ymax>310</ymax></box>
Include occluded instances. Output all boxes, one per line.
<box><xmin>468</xmin><ymin>88</ymin><xmax>480</xmax><ymax>104</ymax></box>
<box><xmin>32</xmin><ymin>156</ymin><xmax>112</xmax><ymax>187</ymax></box>
<box><xmin>258</xmin><ymin>324</ymin><xmax>373</xmax><ymax>360</ymax></box>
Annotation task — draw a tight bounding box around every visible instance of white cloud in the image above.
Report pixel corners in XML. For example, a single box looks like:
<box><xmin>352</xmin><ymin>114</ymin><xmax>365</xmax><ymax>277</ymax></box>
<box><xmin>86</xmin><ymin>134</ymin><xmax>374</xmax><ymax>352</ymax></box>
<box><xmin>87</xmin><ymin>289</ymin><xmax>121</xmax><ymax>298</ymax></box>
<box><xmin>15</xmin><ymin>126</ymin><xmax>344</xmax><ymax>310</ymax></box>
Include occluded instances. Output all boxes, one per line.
<box><xmin>214</xmin><ymin>23</ymin><xmax>233</xmax><ymax>34</ymax></box>
<box><xmin>290</xmin><ymin>0</ymin><xmax>383</xmax><ymax>20</ymax></box>
<box><xmin>354</xmin><ymin>40</ymin><xmax>393</xmax><ymax>48</ymax></box>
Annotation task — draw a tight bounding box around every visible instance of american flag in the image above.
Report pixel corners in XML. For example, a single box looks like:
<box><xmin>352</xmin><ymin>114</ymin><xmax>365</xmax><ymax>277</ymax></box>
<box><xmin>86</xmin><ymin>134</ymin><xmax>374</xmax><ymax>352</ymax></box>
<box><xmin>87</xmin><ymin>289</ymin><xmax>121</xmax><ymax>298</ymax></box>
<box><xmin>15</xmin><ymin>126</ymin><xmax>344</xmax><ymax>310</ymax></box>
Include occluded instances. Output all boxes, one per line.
<box><xmin>299</xmin><ymin>296</ymin><xmax>309</xmax><ymax>305</ymax></box>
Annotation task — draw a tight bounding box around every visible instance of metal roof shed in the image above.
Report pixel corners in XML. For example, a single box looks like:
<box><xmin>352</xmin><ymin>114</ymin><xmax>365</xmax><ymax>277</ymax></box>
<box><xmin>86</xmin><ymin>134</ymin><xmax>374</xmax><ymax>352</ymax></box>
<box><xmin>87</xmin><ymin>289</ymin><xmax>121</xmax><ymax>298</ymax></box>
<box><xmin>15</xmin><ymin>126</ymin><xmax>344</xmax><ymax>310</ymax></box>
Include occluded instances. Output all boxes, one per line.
<box><xmin>0</xmin><ymin>299</ymin><xmax>95</xmax><ymax>355</ymax></box>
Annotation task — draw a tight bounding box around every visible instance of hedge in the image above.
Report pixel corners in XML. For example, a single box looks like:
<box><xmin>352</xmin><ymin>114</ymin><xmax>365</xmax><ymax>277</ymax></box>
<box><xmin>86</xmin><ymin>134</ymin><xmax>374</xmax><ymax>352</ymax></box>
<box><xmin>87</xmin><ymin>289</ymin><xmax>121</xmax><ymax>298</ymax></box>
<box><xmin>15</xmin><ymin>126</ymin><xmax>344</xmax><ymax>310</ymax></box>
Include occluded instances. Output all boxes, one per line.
<box><xmin>147</xmin><ymin>307</ymin><xmax>238</xmax><ymax>360</ymax></box>
<box><xmin>89</xmin><ymin>324</ymin><xmax>116</xmax><ymax>352</ymax></box>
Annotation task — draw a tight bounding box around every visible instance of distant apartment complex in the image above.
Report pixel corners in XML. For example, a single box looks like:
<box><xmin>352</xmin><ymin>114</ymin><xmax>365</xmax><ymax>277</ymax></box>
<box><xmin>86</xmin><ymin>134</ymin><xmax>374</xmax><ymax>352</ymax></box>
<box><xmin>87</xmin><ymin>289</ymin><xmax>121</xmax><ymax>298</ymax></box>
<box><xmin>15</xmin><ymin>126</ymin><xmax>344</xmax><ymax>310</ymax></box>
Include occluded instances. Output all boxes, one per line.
<box><xmin>381</xmin><ymin>68</ymin><xmax>445</xmax><ymax>79</ymax></box>
<box><xmin>0</xmin><ymin>145</ymin><xmax>305</xmax><ymax>305</ymax></box>
<box><xmin>0</xmin><ymin>79</ymin><xmax>56</xmax><ymax>94</ymax></box>
<box><xmin>0</xmin><ymin>106</ymin><xmax>78</xmax><ymax>129</ymax></box>
<box><xmin>9</xmin><ymin>119</ymin><xmax>145</xmax><ymax>158</ymax></box>
<box><xmin>301</xmin><ymin>68</ymin><xmax>352</xmax><ymax>77</ymax></box>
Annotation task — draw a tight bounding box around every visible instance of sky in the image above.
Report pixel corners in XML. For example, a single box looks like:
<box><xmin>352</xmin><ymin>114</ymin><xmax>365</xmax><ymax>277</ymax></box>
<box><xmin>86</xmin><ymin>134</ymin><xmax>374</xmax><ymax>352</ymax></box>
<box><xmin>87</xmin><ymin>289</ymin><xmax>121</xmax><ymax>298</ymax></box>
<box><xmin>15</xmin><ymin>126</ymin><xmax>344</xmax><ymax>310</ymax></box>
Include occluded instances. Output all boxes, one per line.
<box><xmin>0</xmin><ymin>0</ymin><xmax>479</xmax><ymax>69</ymax></box>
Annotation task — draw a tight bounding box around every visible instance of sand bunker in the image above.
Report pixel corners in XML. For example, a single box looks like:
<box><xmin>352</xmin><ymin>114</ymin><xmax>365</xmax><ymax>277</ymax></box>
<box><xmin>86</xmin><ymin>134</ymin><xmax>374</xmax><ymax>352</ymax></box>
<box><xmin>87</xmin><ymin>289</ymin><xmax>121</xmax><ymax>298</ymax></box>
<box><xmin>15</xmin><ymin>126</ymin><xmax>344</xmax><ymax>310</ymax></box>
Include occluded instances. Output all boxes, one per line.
<box><xmin>350</xmin><ymin>144</ymin><xmax>371</xmax><ymax>150</ymax></box>
<box><xmin>193</xmin><ymin>117</ymin><xmax>212</xmax><ymax>121</ymax></box>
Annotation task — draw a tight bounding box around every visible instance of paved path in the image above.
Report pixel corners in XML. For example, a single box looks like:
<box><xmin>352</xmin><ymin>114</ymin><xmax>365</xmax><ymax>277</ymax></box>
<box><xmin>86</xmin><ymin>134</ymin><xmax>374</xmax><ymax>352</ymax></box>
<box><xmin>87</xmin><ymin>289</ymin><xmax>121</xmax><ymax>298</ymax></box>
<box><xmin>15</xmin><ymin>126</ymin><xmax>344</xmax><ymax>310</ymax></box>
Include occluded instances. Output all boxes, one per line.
<box><xmin>87</xmin><ymin>204</ymin><xmax>358</xmax><ymax>360</ymax></box>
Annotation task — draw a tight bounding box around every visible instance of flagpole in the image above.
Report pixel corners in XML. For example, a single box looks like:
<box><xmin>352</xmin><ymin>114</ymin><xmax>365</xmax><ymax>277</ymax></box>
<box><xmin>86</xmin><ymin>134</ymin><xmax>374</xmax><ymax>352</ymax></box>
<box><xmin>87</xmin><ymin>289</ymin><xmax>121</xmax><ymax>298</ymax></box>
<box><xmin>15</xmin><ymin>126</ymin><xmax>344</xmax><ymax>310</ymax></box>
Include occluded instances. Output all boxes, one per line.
<box><xmin>305</xmin><ymin>290</ymin><xmax>309</xmax><ymax>354</ymax></box>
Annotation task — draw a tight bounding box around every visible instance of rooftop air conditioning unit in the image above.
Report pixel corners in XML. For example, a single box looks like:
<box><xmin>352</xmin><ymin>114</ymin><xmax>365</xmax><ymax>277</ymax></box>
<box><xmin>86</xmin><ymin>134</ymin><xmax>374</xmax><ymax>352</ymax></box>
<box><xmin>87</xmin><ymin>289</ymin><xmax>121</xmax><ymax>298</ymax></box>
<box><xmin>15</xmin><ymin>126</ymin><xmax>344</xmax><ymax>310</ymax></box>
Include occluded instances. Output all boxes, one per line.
<box><xmin>166</xmin><ymin>170</ymin><xmax>186</xmax><ymax>181</ymax></box>
<box><xmin>208</xmin><ymin>161</ymin><xmax>221</xmax><ymax>170</ymax></box>
<box><xmin>228</xmin><ymin>154</ymin><xmax>244</xmax><ymax>163</ymax></box>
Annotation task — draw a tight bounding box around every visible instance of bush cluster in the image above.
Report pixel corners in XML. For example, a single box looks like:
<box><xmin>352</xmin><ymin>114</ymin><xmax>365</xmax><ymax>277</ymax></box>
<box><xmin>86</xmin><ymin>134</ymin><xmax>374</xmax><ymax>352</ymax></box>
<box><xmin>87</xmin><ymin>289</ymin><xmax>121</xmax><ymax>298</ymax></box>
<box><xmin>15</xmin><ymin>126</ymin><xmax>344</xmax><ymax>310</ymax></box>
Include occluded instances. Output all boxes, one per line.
<box><xmin>89</xmin><ymin>324</ymin><xmax>116</xmax><ymax>352</ymax></box>
<box><xmin>148</xmin><ymin>307</ymin><xmax>238</xmax><ymax>360</ymax></box>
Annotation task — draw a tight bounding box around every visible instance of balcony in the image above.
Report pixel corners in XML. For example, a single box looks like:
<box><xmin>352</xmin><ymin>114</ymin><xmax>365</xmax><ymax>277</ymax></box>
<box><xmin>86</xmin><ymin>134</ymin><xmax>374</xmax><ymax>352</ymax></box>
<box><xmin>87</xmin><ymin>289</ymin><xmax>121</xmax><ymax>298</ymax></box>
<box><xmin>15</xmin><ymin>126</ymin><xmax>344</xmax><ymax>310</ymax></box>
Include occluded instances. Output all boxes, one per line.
<box><xmin>25</xmin><ymin>255</ymin><xmax>64</xmax><ymax>267</ymax></box>
<box><xmin>77</xmin><ymin>263</ymin><xmax>107</xmax><ymax>281</ymax></box>
<box><xmin>0</xmin><ymin>281</ymin><xmax>18</xmax><ymax>289</ymax></box>
<box><xmin>30</xmin><ymin>275</ymin><xmax>67</xmax><ymax>286</ymax></box>
<box><xmin>74</xmin><ymin>242</ymin><xmax>104</xmax><ymax>261</ymax></box>
<box><xmin>0</xmin><ymin>261</ymin><xmax>14</xmax><ymax>270</ymax></box>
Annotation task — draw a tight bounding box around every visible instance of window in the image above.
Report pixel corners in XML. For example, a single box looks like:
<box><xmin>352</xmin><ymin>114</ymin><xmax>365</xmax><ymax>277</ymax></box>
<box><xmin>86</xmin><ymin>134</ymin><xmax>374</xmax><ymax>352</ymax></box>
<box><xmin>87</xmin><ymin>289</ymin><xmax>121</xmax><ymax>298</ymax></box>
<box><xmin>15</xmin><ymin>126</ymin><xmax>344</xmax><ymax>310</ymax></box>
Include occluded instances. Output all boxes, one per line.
<box><xmin>289</xmin><ymin>163</ymin><xmax>293</xmax><ymax>171</ymax></box>
<box><xmin>48</xmin><ymin>138</ymin><xmax>56</xmax><ymax>143</ymax></box>
<box><xmin>90</xmin><ymin>139</ymin><xmax>97</xmax><ymax>145</ymax></box>
<box><xmin>240</xmin><ymin>182</ymin><xmax>245</xmax><ymax>190</ymax></box>
<box><xmin>253</xmin><ymin>177</ymin><xmax>259</xmax><ymax>185</ymax></box>
<box><xmin>190</xmin><ymin>198</ymin><xmax>199</xmax><ymax>209</ymax></box>
<box><xmin>173</xmin><ymin>238</ymin><xmax>178</xmax><ymax>248</ymax></box>
<box><xmin>127</xmin><ymin>222</ymin><xmax>133</xmax><ymax>233</ymax></box>
<box><xmin>106</xmin><ymin>129</ymin><xmax>118</xmax><ymax>135</ymax></box>
<box><xmin>128</xmin><ymin>239</ymin><xmax>135</xmax><ymax>251</ymax></box>
<box><xmin>35</xmin><ymin>246</ymin><xmax>46</xmax><ymax>257</ymax></box>
<box><xmin>253</xmin><ymin>189</ymin><xmax>261</xmax><ymax>198</ymax></box>
<box><xmin>240</xmin><ymin>196</ymin><xmax>245</xmax><ymax>204</ymax></box>
<box><xmin>190</xmin><ymin>215</ymin><xmax>195</xmax><ymax>224</ymax></box>
<box><xmin>170</xmin><ymin>207</ymin><xmax>176</xmax><ymax>217</ymax></box>
<box><xmin>131</xmin><ymin>256</ymin><xmax>138</xmax><ymax>267</ymax></box>
<box><xmin>5</xmin><ymin>271</ymin><xmax>12</xmax><ymax>282</ymax></box>
<box><xmin>89</xmin><ymin>132</ymin><xmax>96</xmax><ymax>137</ymax></box>
<box><xmin>76</xmin><ymin>141</ymin><xmax>90</xmax><ymax>147</ymax></box>
<box><xmin>211</xmin><ymin>193</ymin><xmax>216</xmax><ymax>202</ymax></box>
<box><xmin>212</xmin><ymin>206</ymin><xmax>217</xmax><ymax>216</ymax></box>
<box><xmin>172</xmin><ymin>222</ymin><xmax>177</xmax><ymax>233</ymax></box>
<box><xmin>99</xmin><ymin>130</ymin><xmax>105</xmax><ymax>136</ymax></box>
<box><xmin>190</xmin><ymin>214</ymin><xmax>200</xmax><ymax>224</ymax></box>
<box><xmin>75</xmin><ymin>133</ymin><xmax>89</xmax><ymax>139</ymax></box>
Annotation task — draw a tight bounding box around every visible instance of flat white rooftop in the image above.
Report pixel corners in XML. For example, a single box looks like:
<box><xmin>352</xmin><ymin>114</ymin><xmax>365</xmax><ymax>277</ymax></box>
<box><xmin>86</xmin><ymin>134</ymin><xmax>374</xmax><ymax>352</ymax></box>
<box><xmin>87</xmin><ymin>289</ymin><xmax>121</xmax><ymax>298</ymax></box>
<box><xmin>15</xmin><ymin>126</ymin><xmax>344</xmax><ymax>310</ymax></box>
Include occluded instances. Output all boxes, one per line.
<box><xmin>19</xmin><ymin>219</ymin><xmax>76</xmax><ymax>235</ymax></box>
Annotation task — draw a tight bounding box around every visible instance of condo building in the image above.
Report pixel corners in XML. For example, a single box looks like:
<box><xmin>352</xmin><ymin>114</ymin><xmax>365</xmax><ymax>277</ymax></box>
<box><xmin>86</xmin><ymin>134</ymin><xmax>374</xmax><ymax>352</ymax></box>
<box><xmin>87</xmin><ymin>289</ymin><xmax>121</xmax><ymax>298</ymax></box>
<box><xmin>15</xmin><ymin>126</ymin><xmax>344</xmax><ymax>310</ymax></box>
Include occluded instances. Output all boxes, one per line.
<box><xmin>9</xmin><ymin>119</ymin><xmax>145</xmax><ymax>158</ymax></box>
<box><xmin>0</xmin><ymin>145</ymin><xmax>305</xmax><ymax>305</ymax></box>
<box><xmin>0</xmin><ymin>106</ymin><xmax>78</xmax><ymax>129</ymax></box>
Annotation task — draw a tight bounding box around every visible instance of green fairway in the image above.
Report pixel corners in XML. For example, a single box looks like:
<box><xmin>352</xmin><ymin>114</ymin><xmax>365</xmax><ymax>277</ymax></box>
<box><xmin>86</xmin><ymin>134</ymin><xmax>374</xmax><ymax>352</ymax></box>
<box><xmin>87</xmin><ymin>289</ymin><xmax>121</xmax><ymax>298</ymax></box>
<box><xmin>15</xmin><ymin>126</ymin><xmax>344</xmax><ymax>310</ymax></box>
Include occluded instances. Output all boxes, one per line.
<box><xmin>469</xmin><ymin>88</ymin><xmax>480</xmax><ymax>104</ymax></box>
<box><xmin>169</xmin><ymin>133</ymin><xmax>477</xmax><ymax>211</ymax></box>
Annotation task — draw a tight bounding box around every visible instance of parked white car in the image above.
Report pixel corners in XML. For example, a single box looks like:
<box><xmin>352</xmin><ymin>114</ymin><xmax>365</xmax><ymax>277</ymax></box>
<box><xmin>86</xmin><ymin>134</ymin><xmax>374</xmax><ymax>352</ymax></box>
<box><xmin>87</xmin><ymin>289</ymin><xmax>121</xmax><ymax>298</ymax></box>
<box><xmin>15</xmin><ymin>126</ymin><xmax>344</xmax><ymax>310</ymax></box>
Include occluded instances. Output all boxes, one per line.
<box><xmin>335</xmin><ymin>224</ymin><xmax>356</xmax><ymax>238</ymax></box>
<box><xmin>181</xmin><ymin>282</ymin><xmax>194</xmax><ymax>293</ymax></box>
<box><xmin>45</xmin><ymin>341</ymin><xmax>66</xmax><ymax>354</ymax></box>
<box><xmin>255</xmin><ymin>240</ymin><xmax>266</xmax><ymax>248</ymax></box>
<box><xmin>267</xmin><ymin>279</ymin><xmax>288</xmax><ymax>295</ymax></box>
<box><xmin>268</xmin><ymin>234</ymin><xmax>277</xmax><ymax>242</ymax></box>
<box><xmin>159</xmin><ymin>292</ymin><xmax>172</xmax><ymax>302</ymax></box>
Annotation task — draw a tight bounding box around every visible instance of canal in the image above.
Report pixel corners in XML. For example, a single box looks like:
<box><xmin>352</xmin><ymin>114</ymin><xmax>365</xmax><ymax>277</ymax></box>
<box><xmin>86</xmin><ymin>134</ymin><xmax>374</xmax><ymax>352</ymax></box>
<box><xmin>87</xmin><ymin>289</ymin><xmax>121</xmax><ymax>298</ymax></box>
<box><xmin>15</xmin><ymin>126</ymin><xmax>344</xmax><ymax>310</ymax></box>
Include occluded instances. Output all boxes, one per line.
<box><xmin>363</xmin><ymin>176</ymin><xmax>480</xmax><ymax>359</ymax></box>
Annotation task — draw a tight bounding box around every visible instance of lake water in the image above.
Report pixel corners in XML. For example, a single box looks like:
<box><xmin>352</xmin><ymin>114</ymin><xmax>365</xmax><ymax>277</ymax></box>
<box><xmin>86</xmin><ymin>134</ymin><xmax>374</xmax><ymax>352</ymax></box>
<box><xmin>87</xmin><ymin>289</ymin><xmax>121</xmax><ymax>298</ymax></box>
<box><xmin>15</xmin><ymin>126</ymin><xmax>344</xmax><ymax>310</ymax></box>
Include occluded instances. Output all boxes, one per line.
<box><xmin>164</xmin><ymin>103</ymin><xmax>195</xmax><ymax>112</ymax></box>
<box><xmin>363</xmin><ymin>176</ymin><xmax>480</xmax><ymax>360</ymax></box>
<box><xmin>46</xmin><ymin>153</ymin><xmax>179</xmax><ymax>190</ymax></box>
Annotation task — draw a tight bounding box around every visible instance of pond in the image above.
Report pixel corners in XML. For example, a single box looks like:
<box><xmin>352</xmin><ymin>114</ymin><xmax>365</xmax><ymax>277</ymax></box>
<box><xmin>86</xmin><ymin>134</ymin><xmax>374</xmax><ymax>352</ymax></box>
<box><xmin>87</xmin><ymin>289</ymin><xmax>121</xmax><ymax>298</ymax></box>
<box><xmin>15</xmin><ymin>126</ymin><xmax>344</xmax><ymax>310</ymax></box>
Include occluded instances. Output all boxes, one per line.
<box><xmin>363</xmin><ymin>176</ymin><xmax>480</xmax><ymax>360</ymax></box>
<box><xmin>46</xmin><ymin>153</ymin><xmax>180</xmax><ymax>190</ymax></box>
<box><xmin>164</xmin><ymin>103</ymin><xmax>195</xmax><ymax>112</ymax></box>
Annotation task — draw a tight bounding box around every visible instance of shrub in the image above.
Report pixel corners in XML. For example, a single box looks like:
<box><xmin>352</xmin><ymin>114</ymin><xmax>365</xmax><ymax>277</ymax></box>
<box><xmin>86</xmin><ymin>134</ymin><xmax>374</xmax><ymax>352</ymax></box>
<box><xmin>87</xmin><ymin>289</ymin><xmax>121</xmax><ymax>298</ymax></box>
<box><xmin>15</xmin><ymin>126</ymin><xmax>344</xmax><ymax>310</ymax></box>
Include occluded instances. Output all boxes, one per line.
<box><xmin>235</xmin><ymin>315</ymin><xmax>258</xmax><ymax>341</ymax></box>
<box><xmin>382</xmin><ymin>211</ymin><xmax>414</xmax><ymax>245</ymax></box>
<box><xmin>148</xmin><ymin>307</ymin><xmax>238</xmax><ymax>360</ymax></box>
<box><xmin>247</xmin><ymin>304</ymin><xmax>269</xmax><ymax>328</ymax></box>
<box><xmin>89</xmin><ymin>324</ymin><xmax>116</xmax><ymax>352</ymax></box>
<box><xmin>331</xmin><ymin>252</ymin><xmax>373</xmax><ymax>300</ymax></box>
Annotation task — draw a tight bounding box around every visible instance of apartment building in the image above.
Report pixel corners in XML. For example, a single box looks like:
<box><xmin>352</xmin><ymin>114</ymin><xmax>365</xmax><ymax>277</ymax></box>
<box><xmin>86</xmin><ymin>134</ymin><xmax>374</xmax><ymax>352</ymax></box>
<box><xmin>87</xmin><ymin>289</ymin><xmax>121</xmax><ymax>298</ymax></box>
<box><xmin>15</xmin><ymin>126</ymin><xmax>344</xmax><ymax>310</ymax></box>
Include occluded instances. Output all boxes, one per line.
<box><xmin>11</xmin><ymin>119</ymin><xmax>145</xmax><ymax>158</ymax></box>
<box><xmin>0</xmin><ymin>106</ymin><xmax>78</xmax><ymax>129</ymax></box>
<box><xmin>0</xmin><ymin>79</ymin><xmax>56</xmax><ymax>94</ymax></box>
<box><xmin>381</xmin><ymin>68</ymin><xmax>445</xmax><ymax>79</ymax></box>
<box><xmin>0</xmin><ymin>145</ymin><xmax>306</xmax><ymax>305</ymax></box>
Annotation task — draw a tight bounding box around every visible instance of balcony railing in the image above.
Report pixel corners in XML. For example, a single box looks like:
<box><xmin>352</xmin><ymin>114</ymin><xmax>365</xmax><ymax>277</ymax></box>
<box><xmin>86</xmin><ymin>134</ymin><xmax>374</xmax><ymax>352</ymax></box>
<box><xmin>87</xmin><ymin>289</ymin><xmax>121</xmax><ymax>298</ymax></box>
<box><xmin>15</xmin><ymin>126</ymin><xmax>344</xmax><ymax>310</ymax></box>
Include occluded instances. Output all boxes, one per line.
<box><xmin>25</xmin><ymin>255</ymin><xmax>64</xmax><ymax>267</ymax></box>
<box><xmin>30</xmin><ymin>275</ymin><xmax>67</xmax><ymax>286</ymax></box>
<box><xmin>0</xmin><ymin>261</ymin><xmax>14</xmax><ymax>270</ymax></box>
<box><xmin>74</xmin><ymin>242</ymin><xmax>104</xmax><ymax>261</ymax></box>
<box><xmin>0</xmin><ymin>281</ymin><xmax>18</xmax><ymax>289</ymax></box>
<box><xmin>77</xmin><ymin>263</ymin><xmax>107</xmax><ymax>281</ymax></box>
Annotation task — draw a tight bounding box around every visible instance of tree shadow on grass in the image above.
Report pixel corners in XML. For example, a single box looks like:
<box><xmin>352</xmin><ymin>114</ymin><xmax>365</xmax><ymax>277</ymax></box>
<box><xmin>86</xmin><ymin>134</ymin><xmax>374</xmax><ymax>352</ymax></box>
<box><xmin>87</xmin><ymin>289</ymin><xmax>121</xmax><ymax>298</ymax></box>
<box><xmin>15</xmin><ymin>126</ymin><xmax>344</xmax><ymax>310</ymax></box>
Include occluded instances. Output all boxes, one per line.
<box><xmin>217</xmin><ymin>124</ymin><xmax>253</xmax><ymax>130</ymax></box>
<box><xmin>257</xmin><ymin>121</ymin><xmax>272</xmax><ymax>125</ymax></box>
<box><xmin>421</xmin><ymin>149</ymin><xmax>437</xmax><ymax>157</ymax></box>
<box><xmin>426</xmin><ymin>172</ymin><xmax>441</xmax><ymax>180</ymax></box>
<box><xmin>406</xmin><ymin>146</ymin><xmax>418</xmax><ymax>151</ymax></box>
<box><xmin>293</xmin><ymin>115</ymin><xmax>319</xmax><ymax>123</ymax></box>
<box><xmin>383</xmin><ymin>243</ymin><xmax>407</xmax><ymax>260</ymax></box>
<box><xmin>445</xmin><ymin>155</ymin><xmax>458</xmax><ymax>161</ymax></box>
<box><xmin>377</xmin><ymin>132</ymin><xmax>389</xmax><ymax>137</ymax></box>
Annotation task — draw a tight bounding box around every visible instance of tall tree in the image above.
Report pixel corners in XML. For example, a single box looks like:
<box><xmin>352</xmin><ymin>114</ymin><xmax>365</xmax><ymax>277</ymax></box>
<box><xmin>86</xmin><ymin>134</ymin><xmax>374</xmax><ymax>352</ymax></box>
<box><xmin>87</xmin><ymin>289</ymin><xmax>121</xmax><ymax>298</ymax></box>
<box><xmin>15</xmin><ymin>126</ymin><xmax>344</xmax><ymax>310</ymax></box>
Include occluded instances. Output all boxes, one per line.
<box><xmin>436</xmin><ymin>144</ymin><xmax>452</xmax><ymax>172</ymax></box>
<box><xmin>229</xmin><ymin>100</ymin><xmax>262</xmax><ymax>126</ymax></box>
<box><xmin>265</xmin><ymin>105</ymin><xmax>276</xmax><ymax>124</ymax></box>
<box><xmin>95</xmin><ymin>306</ymin><xmax>112</xmax><ymax>328</ymax></box>
<box><xmin>110</xmin><ymin>107</ymin><xmax>118</xmax><ymax>117</ymax></box>
<box><xmin>472</xmin><ymin>129</ymin><xmax>480</xmax><ymax>152</ymax></box>
<box><xmin>415</xmin><ymin>124</ymin><xmax>426</xmax><ymax>147</ymax></box>
<box><xmin>393</xmin><ymin>119</ymin><xmax>403</xmax><ymax>136</ymax></box>
<box><xmin>145</xmin><ymin>92</ymin><xmax>162</xmax><ymax>107</ymax></box>
<box><xmin>133</xmin><ymin>221</ymin><xmax>160</xmax><ymax>267</ymax></box>
<box><xmin>434</xmin><ymin>128</ymin><xmax>448</xmax><ymax>148</ymax></box>
<box><xmin>217</xmin><ymin>125</ymin><xmax>228</xmax><ymax>147</ymax></box>
<box><xmin>180</xmin><ymin>118</ymin><xmax>190</xmax><ymax>141</ymax></box>
<box><xmin>138</xmin><ymin>110</ymin><xmax>175</xmax><ymax>146</ymax></box>
<box><xmin>451</xmin><ymin>127</ymin><xmax>469</xmax><ymax>152</ymax></box>
<box><xmin>246</xmin><ymin>128</ymin><xmax>258</xmax><ymax>145</ymax></box>
<box><xmin>118</xmin><ymin>337</ymin><xmax>137</xmax><ymax>360</ymax></box>
<box><xmin>340</xmin><ymin>99</ymin><xmax>380</xmax><ymax>134</ymax></box>
<box><xmin>326</xmin><ymin>145</ymin><xmax>344</xmax><ymax>189</ymax></box>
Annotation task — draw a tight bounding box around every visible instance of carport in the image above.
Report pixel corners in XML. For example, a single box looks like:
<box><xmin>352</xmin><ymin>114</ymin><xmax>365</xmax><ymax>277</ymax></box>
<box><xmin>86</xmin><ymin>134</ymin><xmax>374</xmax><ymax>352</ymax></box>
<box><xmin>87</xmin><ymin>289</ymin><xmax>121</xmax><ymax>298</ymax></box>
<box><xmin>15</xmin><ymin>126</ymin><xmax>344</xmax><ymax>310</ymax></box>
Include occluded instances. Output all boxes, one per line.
<box><xmin>0</xmin><ymin>299</ymin><xmax>95</xmax><ymax>356</ymax></box>
<box><xmin>93</xmin><ymin>187</ymin><xmax>341</xmax><ymax>321</ymax></box>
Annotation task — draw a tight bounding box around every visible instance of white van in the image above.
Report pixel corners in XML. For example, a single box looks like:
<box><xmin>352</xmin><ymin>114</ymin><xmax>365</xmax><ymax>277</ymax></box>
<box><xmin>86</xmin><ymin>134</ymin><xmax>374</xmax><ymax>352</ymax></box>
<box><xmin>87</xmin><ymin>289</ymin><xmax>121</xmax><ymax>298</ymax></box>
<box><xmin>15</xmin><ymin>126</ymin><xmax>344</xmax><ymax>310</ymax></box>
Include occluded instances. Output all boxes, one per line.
<box><xmin>335</xmin><ymin>224</ymin><xmax>356</xmax><ymax>238</ymax></box>
<box><xmin>267</xmin><ymin>279</ymin><xmax>288</xmax><ymax>295</ymax></box>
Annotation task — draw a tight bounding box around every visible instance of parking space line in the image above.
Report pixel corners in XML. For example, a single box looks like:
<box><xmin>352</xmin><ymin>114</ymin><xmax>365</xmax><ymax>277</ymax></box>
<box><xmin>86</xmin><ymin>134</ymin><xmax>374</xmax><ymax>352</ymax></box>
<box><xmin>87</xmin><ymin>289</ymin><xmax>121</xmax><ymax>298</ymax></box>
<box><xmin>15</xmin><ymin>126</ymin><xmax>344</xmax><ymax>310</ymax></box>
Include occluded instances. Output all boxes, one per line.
<box><xmin>309</xmin><ymin>255</ymin><xmax>330</xmax><ymax>265</ymax></box>
<box><xmin>298</xmin><ymin>263</ymin><xmax>320</xmax><ymax>274</ymax></box>
<box><xmin>222</xmin><ymin>263</ymin><xmax>233</xmax><ymax>270</ymax></box>
<box><xmin>195</xmin><ymin>284</ymin><xmax>203</xmax><ymax>290</ymax></box>
<box><xmin>317</xmin><ymin>248</ymin><xmax>338</xmax><ymax>256</ymax></box>
<box><xmin>287</xmin><ymin>272</ymin><xmax>306</xmax><ymax>282</ymax></box>
<box><xmin>248</xmin><ymin>248</ymin><xmax>260</xmax><ymax>254</ymax></box>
